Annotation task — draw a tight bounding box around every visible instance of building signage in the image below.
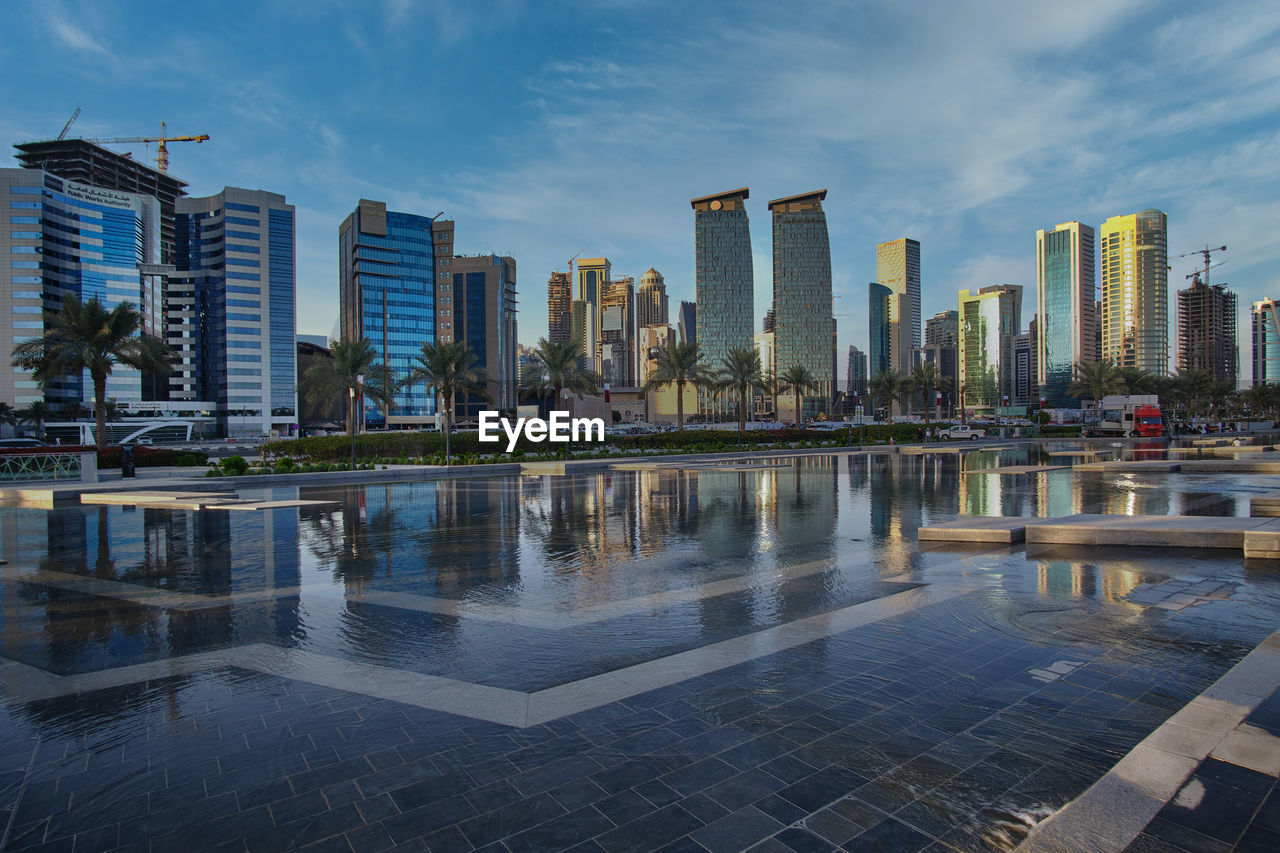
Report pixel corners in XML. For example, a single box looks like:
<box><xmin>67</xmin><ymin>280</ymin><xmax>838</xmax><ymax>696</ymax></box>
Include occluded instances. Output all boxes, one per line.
<box><xmin>61</xmin><ymin>180</ymin><xmax>136</xmax><ymax>210</ymax></box>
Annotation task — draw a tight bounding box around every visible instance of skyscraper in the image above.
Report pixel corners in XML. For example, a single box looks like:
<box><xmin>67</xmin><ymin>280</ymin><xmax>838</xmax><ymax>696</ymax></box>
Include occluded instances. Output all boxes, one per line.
<box><xmin>925</xmin><ymin>310</ymin><xmax>959</xmax><ymax>347</ymax></box>
<box><xmin>869</xmin><ymin>283</ymin><xmax>893</xmax><ymax>377</ymax></box>
<box><xmin>577</xmin><ymin>257</ymin><xmax>611</xmax><ymax>307</ymax></box>
<box><xmin>176</xmin><ymin>187</ymin><xmax>297</xmax><ymax>437</ymax></box>
<box><xmin>1</xmin><ymin>168</ymin><xmax>163</xmax><ymax>412</ymax></box>
<box><xmin>547</xmin><ymin>270</ymin><xmax>572</xmax><ymax>344</ymax></box>
<box><xmin>600</xmin><ymin>275</ymin><xmax>636</xmax><ymax>387</ymax></box>
<box><xmin>1177</xmin><ymin>274</ymin><xmax>1237</xmax><ymax>384</ymax></box>
<box><xmin>958</xmin><ymin>285</ymin><xmax>1022</xmax><ymax>408</ymax></box>
<box><xmin>771</xmin><ymin>190</ymin><xmax>833</xmax><ymax>418</ymax></box>
<box><xmin>449</xmin><ymin>254</ymin><xmax>518</xmax><ymax>415</ymax></box>
<box><xmin>847</xmin><ymin>345</ymin><xmax>867</xmax><ymax>396</ymax></box>
<box><xmin>692</xmin><ymin>188</ymin><xmax>753</xmax><ymax>417</ymax></box>
<box><xmin>876</xmin><ymin>238</ymin><xmax>921</xmax><ymax>371</ymax></box>
<box><xmin>1100</xmin><ymin>209</ymin><xmax>1168</xmax><ymax>374</ymax></box>
<box><xmin>1253</xmin><ymin>299</ymin><xmax>1280</xmax><ymax>386</ymax></box>
<box><xmin>571</xmin><ymin>300</ymin><xmax>597</xmax><ymax>373</ymax></box>
<box><xmin>339</xmin><ymin>199</ymin><xmax>452</xmax><ymax>427</ymax></box>
<box><xmin>637</xmin><ymin>268</ymin><xmax>668</xmax><ymax>328</ymax></box>
<box><xmin>1036</xmin><ymin>222</ymin><xmax>1096</xmax><ymax>407</ymax></box>
<box><xmin>678</xmin><ymin>301</ymin><xmax>697</xmax><ymax>349</ymax></box>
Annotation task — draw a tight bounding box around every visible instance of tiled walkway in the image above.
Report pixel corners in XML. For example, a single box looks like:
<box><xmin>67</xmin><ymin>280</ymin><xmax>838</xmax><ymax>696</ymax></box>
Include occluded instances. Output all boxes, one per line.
<box><xmin>2</xmin><ymin>550</ymin><xmax>1275</xmax><ymax>852</ymax></box>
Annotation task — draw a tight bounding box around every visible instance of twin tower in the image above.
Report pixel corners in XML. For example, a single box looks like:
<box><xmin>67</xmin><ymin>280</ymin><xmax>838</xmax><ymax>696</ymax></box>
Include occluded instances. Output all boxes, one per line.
<box><xmin>691</xmin><ymin>188</ymin><xmax>833</xmax><ymax>420</ymax></box>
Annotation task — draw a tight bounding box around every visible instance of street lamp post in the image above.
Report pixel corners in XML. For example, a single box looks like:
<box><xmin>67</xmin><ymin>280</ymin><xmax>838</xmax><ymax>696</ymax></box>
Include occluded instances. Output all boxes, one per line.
<box><xmin>350</xmin><ymin>373</ymin><xmax>364</xmax><ymax>471</ymax></box>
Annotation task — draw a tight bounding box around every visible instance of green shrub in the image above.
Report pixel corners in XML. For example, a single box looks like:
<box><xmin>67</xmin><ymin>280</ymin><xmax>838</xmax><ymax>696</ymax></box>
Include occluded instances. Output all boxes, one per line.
<box><xmin>221</xmin><ymin>455</ymin><xmax>249</xmax><ymax>475</ymax></box>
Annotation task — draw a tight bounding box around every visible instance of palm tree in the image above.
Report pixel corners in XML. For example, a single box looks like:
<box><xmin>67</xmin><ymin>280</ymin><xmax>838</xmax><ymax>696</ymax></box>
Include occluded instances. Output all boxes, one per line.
<box><xmin>302</xmin><ymin>337</ymin><xmax>393</xmax><ymax>438</ymax></box>
<box><xmin>1207</xmin><ymin>380</ymin><xmax>1236</xmax><ymax>426</ymax></box>
<box><xmin>718</xmin><ymin>347</ymin><xmax>763</xmax><ymax>434</ymax></box>
<box><xmin>1171</xmin><ymin>368</ymin><xmax>1214</xmax><ymax>422</ymax></box>
<box><xmin>11</xmin><ymin>296</ymin><xmax>170</xmax><ymax>452</ymax></box>
<box><xmin>17</xmin><ymin>400</ymin><xmax>49</xmax><ymax>438</ymax></box>
<box><xmin>1244</xmin><ymin>383</ymin><xmax>1278</xmax><ymax>423</ymax></box>
<box><xmin>778</xmin><ymin>364</ymin><xmax>817</xmax><ymax>425</ymax></box>
<box><xmin>1066</xmin><ymin>360</ymin><xmax>1125</xmax><ymax>421</ymax></box>
<box><xmin>761</xmin><ymin>369</ymin><xmax>782</xmax><ymax>423</ymax></box>
<box><xmin>1118</xmin><ymin>366</ymin><xmax>1156</xmax><ymax>395</ymax></box>
<box><xmin>910</xmin><ymin>362</ymin><xmax>951</xmax><ymax>430</ymax></box>
<box><xmin>0</xmin><ymin>402</ymin><xmax>16</xmax><ymax>438</ymax></box>
<box><xmin>402</xmin><ymin>341</ymin><xmax>488</xmax><ymax>465</ymax></box>
<box><xmin>643</xmin><ymin>340</ymin><xmax>710</xmax><ymax>430</ymax></box>
<box><xmin>519</xmin><ymin>338</ymin><xmax>602</xmax><ymax>411</ymax></box>
<box><xmin>869</xmin><ymin>368</ymin><xmax>910</xmax><ymax>420</ymax></box>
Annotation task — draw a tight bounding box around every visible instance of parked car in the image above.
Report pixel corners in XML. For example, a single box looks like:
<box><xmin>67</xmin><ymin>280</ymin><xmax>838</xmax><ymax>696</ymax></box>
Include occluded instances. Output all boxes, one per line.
<box><xmin>0</xmin><ymin>438</ymin><xmax>48</xmax><ymax>449</ymax></box>
<box><xmin>938</xmin><ymin>424</ymin><xmax>986</xmax><ymax>440</ymax></box>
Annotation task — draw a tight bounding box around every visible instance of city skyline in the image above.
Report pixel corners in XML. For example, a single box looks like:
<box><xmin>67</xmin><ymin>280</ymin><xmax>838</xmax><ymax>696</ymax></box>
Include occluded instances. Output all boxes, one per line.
<box><xmin>1</xmin><ymin>2</ymin><xmax>1278</xmax><ymax>381</ymax></box>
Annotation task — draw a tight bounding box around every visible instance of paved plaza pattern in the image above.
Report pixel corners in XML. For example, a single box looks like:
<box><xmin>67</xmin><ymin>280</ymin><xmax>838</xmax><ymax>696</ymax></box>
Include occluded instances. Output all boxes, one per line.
<box><xmin>1</xmin><ymin>450</ymin><xmax>1279</xmax><ymax>851</ymax></box>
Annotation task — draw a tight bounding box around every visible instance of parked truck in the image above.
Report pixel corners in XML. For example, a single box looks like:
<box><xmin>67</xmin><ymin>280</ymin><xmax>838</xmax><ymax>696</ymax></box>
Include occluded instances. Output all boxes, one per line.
<box><xmin>1082</xmin><ymin>395</ymin><xmax>1164</xmax><ymax>438</ymax></box>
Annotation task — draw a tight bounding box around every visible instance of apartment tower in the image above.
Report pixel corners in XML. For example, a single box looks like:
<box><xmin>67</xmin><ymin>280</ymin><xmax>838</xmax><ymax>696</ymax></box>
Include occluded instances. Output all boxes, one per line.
<box><xmin>691</xmin><ymin>188</ymin><xmax>753</xmax><ymax>417</ymax></box>
<box><xmin>1099</xmin><ymin>210</ymin><xmax>1168</xmax><ymax>374</ymax></box>
<box><xmin>1035</xmin><ymin>222</ymin><xmax>1096</xmax><ymax>407</ymax></box>
<box><xmin>771</xmin><ymin>190</ymin><xmax>833</xmax><ymax>419</ymax></box>
<box><xmin>875</xmin><ymin>238</ymin><xmax>922</xmax><ymax>372</ymax></box>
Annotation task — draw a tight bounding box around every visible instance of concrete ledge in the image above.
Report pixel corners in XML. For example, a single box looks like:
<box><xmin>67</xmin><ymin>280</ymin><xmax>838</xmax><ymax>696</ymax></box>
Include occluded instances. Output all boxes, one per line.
<box><xmin>1074</xmin><ymin>460</ymin><xmax>1182</xmax><ymax>473</ymax></box>
<box><xmin>1024</xmin><ymin>514</ymin><xmax>1280</xmax><ymax>549</ymax></box>
<box><xmin>919</xmin><ymin>516</ymin><xmax>1034</xmax><ymax>543</ymax></box>
<box><xmin>963</xmin><ymin>465</ymin><xmax>1070</xmax><ymax>475</ymax></box>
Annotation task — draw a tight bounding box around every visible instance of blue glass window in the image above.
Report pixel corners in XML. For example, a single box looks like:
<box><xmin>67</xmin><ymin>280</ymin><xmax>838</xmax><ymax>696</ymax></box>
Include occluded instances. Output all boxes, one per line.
<box><xmin>226</xmin><ymin>202</ymin><xmax>260</xmax><ymax>212</ymax></box>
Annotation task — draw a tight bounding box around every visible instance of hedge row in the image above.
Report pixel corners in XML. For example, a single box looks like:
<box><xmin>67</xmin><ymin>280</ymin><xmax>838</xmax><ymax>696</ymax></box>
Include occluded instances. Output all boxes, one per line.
<box><xmin>98</xmin><ymin>447</ymin><xmax>210</xmax><ymax>468</ymax></box>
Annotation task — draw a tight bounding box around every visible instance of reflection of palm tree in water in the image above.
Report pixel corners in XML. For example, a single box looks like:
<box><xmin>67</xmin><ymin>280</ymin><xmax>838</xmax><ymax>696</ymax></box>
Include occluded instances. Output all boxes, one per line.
<box><xmin>302</xmin><ymin>484</ymin><xmax>406</xmax><ymax>587</ymax></box>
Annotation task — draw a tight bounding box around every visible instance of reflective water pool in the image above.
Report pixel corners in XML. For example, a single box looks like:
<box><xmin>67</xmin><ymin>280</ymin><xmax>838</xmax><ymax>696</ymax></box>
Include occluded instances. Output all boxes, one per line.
<box><xmin>2</xmin><ymin>448</ymin><xmax>1279</xmax><ymax>851</ymax></box>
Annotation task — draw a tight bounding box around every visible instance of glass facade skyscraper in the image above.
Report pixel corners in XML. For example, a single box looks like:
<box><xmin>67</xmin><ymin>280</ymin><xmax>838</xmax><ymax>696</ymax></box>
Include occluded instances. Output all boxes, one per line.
<box><xmin>1252</xmin><ymin>298</ymin><xmax>1280</xmax><ymax>386</ymax></box>
<box><xmin>692</xmin><ymin>188</ymin><xmax>753</xmax><ymax>417</ymax></box>
<box><xmin>450</xmin><ymin>254</ymin><xmax>518</xmax><ymax>415</ymax></box>
<box><xmin>1100</xmin><ymin>209</ymin><xmax>1168</xmax><ymax>374</ymax></box>
<box><xmin>1036</xmin><ymin>222</ymin><xmax>1096</xmax><ymax>407</ymax></box>
<box><xmin>2</xmin><ymin>169</ymin><xmax>161</xmax><ymax>410</ymax></box>
<box><xmin>771</xmin><ymin>190</ymin><xmax>832</xmax><ymax>419</ymax></box>
<box><xmin>958</xmin><ymin>285</ymin><xmax>1022</xmax><ymax>408</ymax></box>
<box><xmin>876</xmin><ymin>238</ymin><xmax>921</xmax><ymax>372</ymax></box>
<box><xmin>175</xmin><ymin>187</ymin><xmax>297</xmax><ymax>437</ymax></box>
<box><xmin>339</xmin><ymin>200</ymin><xmax>451</xmax><ymax>427</ymax></box>
<box><xmin>869</xmin><ymin>282</ymin><xmax>893</xmax><ymax>377</ymax></box>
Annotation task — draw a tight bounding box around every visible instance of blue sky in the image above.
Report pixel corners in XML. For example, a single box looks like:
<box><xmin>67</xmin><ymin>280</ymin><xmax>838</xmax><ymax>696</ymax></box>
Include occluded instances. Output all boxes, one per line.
<box><xmin>3</xmin><ymin>0</ymin><xmax>1279</xmax><ymax>379</ymax></box>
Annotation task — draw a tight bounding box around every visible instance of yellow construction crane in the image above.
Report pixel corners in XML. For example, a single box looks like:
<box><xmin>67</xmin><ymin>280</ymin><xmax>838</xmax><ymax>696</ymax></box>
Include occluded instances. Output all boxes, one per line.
<box><xmin>84</xmin><ymin>122</ymin><xmax>210</xmax><ymax>173</ymax></box>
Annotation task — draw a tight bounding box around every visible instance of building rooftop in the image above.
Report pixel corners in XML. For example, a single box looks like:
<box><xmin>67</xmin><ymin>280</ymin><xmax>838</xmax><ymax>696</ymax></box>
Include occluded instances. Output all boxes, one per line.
<box><xmin>689</xmin><ymin>187</ymin><xmax>749</xmax><ymax>207</ymax></box>
<box><xmin>767</xmin><ymin>189</ymin><xmax>828</xmax><ymax>209</ymax></box>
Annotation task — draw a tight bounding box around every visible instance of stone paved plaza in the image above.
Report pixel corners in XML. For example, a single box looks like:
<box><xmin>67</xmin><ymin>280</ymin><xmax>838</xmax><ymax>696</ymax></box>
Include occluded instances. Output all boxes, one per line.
<box><xmin>2</xmin><ymin>450</ymin><xmax>1279</xmax><ymax>851</ymax></box>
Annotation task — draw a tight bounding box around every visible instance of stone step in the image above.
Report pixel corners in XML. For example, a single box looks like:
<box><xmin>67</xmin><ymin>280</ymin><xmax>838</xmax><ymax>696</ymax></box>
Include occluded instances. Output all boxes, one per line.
<box><xmin>1024</xmin><ymin>514</ymin><xmax>1280</xmax><ymax>549</ymax></box>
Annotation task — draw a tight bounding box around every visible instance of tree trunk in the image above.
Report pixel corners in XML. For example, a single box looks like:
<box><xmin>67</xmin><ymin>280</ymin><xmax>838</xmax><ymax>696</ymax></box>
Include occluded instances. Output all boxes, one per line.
<box><xmin>93</xmin><ymin>372</ymin><xmax>108</xmax><ymax>451</ymax></box>
<box><xmin>676</xmin><ymin>379</ymin><xmax>685</xmax><ymax>430</ymax></box>
<box><xmin>444</xmin><ymin>390</ymin><xmax>453</xmax><ymax>465</ymax></box>
<box><xmin>738</xmin><ymin>385</ymin><xmax>746</xmax><ymax>435</ymax></box>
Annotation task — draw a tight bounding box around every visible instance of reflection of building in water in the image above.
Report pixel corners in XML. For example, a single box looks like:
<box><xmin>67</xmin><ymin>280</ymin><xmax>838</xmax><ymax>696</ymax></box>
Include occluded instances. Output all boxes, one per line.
<box><xmin>1033</xmin><ymin>471</ymin><xmax>1081</xmax><ymax>518</ymax></box>
<box><xmin>4</xmin><ymin>503</ymin><xmax>302</xmax><ymax>673</ymax></box>
<box><xmin>1035</xmin><ymin>559</ymin><xmax>1147</xmax><ymax>603</ymax></box>
<box><xmin>695</xmin><ymin>467</ymin><xmax>767</xmax><ymax>562</ymax></box>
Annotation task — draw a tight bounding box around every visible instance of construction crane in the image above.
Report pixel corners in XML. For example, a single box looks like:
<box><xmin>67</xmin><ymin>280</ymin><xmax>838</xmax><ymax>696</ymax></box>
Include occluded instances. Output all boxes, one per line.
<box><xmin>84</xmin><ymin>122</ymin><xmax>210</xmax><ymax>174</ymax></box>
<box><xmin>1177</xmin><ymin>244</ymin><xmax>1227</xmax><ymax>286</ymax></box>
<box><xmin>56</xmin><ymin>107</ymin><xmax>81</xmax><ymax>140</ymax></box>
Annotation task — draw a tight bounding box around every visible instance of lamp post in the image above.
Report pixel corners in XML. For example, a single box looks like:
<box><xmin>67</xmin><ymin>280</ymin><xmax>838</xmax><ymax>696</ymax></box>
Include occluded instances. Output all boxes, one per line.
<box><xmin>350</xmin><ymin>373</ymin><xmax>364</xmax><ymax>471</ymax></box>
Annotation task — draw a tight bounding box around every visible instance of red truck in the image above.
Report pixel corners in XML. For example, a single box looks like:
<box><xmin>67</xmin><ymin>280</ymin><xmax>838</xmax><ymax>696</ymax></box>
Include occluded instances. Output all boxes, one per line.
<box><xmin>1083</xmin><ymin>399</ymin><xmax>1164</xmax><ymax>437</ymax></box>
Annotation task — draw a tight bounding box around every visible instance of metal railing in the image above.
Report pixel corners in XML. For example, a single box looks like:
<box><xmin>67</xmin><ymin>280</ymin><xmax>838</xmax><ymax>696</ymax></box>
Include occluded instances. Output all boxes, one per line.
<box><xmin>0</xmin><ymin>451</ymin><xmax>86</xmax><ymax>482</ymax></box>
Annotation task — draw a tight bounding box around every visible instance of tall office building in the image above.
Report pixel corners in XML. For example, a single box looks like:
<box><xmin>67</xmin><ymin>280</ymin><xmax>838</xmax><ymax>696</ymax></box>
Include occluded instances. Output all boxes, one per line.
<box><xmin>869</xmin><ymin>283</ymin><xmax>892</xmax><ymax>377</ymax></box>
<box><xmin>1028</xmin><ymin>316</ymin><xmax>1040</xmax><ymax>404</ymax></box>
<box><xmin>691</xmin><ymin>188</ymin><xmax>753</xmax><ymax>416</ymax></box>
<box><xmin>925</xmin><ymin>310</ymin><xmax>959</xmax><ymax>348</ymax></box>
<box><xmin>571</xmin><ymin>300</ymin><xmax>597</xmax><ymax>373</ymax></box>
<box><xmin>449</xmin><ymin>254</ymin><xmax>518</xmax><ymax>416</ymax></box>
<box><xmin>1036</xmin><ymin>222</ymin><xmax>1096</xmax><ymax>407</ymax></box>
<box><xmin>1</xmin><ymin>168</ymin><xmax>164</xmax><ymax>411</ymax></box>
<box><xmin>638</xmin><ymin>325</ymin><xmax>673</xmax><ymax>387</ymax></box>
<box><xmin>678</xmin><ymin>301</ymin><xmax>697</xmax><ymax>348</ymax></box>
<box><xmin>762</xmin><ymin>307</ymin><xmax>775</xmax><ymax>334</ymax></box>
<box><xmin>876</xmin><ymin>238</ymin><xmax>921</xmax><ymax>371</ymax></box>
<box><xmin>175</xmin><ymin>187</ymin><xmax>297</xmax><ymax>437</ymax></box>
<box><xmin>1100</xmin><ymin>209</ymin><xmax>1168</xmax><ymax>374</ymax></box>
<box><xmin>547</xmin><ymin>270</ymin><xmax>572</xmax><ymax>344</ymax></box>
<box><xmin>600</xmin><ymin>275</ymin><xmax>636</xmax><ymax>387</ymax></box>
<box><xmin>1177</xmin><ymin>275</ymin><xmax>1237</xmax><ymax>384</ymax></box>
<box><xmin>771</xmin><ymin>190</ymin><xmax>833</xmax><ymax>418</ymax></box>
<box><xmin>1013</xmin><ymin>332</ymin><xmax>1033</xmax><ymax>406</ymax></box>
<box><xmin>1253</xmin><ymin>299</ymin><xmax>1280</xmax><ymax>386</ymax></box>
<box><xmin>577</xmin><ymin>257</ymin><xmax>610</xmax><ymax>306</ymax></box>
<box><xmin>637</xmin><ymin>268</ymin><xmax>668</xmax><ymax>328</ymax></box>
<box><xmin>15</xmin><ymin>139</ymin><xmax>187</xmax><ymax>264</ymax></box>
<box><xmin>958</xmin><ymin>285</ymin><xmax>1022</xmax><ymax>408</ymax></box>
<box><xmin>339</xmin><ymin>199</ymin><xmax>453</xmax><ymax>427</ymax></box>
<box><xmin>847</xmin><ymin>345</ymin><xmax>867</xmax><ymax>396</ymax></box>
